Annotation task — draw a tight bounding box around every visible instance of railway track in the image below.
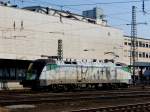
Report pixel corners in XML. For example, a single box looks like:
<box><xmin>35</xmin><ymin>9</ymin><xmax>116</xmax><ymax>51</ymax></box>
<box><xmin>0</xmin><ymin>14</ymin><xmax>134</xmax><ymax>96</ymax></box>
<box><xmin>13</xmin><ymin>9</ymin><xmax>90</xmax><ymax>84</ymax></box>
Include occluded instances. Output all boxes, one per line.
<box><xmin>0</xmin><ymin>88</ymin><xmax>150</xmax><ymax>112</ymax></box>
<box><xmin>1</xmin><ymin>90</ymin><xmax>150</xmax><ymax>106</ymax></box>
<box><xmin>72</xmin><ymin>102</ymin><xmax>150</xmax><ymax>112</ymax></box>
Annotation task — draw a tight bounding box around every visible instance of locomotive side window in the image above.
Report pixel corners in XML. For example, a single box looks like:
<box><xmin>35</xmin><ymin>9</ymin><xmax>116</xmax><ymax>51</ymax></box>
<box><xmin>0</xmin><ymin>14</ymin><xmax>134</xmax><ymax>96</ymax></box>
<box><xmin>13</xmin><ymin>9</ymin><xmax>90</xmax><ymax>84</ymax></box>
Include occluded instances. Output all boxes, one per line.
<box><xmin>46</xmin><ymin>64</ymin><xmax>58</xmax><ymax>70</ymax></box>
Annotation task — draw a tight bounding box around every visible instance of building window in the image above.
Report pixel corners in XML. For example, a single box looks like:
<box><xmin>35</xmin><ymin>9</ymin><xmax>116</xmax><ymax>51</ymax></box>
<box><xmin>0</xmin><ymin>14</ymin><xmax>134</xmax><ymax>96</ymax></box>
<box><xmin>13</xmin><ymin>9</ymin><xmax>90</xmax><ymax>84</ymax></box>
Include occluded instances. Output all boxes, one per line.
<box><xmin>124</xmin><ymin>42</ymin><xmax>127</xmax><ymax>45</ymax></box>
<box><xmin>143</xmin><ymin>52</ymin><xmax>145</xmax><ymax>58</ymax></box>
<box><xmin>143</xmin><ymin>43</ymin><xmax>145</xmax><ymax>47</ymax></box>
<box><xmin>146</xmin><ymin>53</ymin><xmax>149</xmax><ymax>58</ymax></box>
<box><xmin>139</xmin><ymin>52</ymin><xmax>142</xmax><ymax>58</ymax></box>
<box><xmin>136</xmin><ymin>52</ymin><xmax>138</xmax><ymax>57</ymax></box>
<box><xmin>139</xmin><ymin>41</ymin><xmax>142</xmax><ymax>47</ymax></box>
<box><xmin>128</xmin><ymin>43</ymin><xmax>131</xmax><ymax>46</ymax></box>
<box><xmin>146</xmin><ymin>44</ymin><xmax>149</xmax><ymax>48</ymax></box>
<box><xmin>136</xmin><ymin>41</ymin><xmax>138</xmax><ymax>47</ymax></box>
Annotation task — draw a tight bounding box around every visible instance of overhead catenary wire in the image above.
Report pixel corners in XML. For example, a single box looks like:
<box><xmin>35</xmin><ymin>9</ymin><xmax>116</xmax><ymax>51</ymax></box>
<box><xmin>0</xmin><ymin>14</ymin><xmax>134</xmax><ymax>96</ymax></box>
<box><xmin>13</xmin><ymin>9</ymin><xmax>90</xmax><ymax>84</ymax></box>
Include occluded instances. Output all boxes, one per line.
<box><xmin>39</xmin><ymin>0</ymin><xmax>150</xmax><ymax>7</ymax></box>
<box><xmin>9</xmin><ymin>1</ymin><xmax>150</xmax><ymax>39</ymax></box>
<box><xmin>13</xmin><ymin>0</ymin><xmax>150</xmax><ymax>7</ymax></box>
<box><xmin>4</xmin><ymin>0</ymin><xmax>150</xmax><ymax>35</ymax></box>
<box><xmin>11</xmin><ymin>0</ymin><xmax>150</xmax><ymax>16</ymax></box>
<box><xmin>11</xmin><ymin>0</ymin><xmax>150</xmax><ymax>17</ymax></box>
<box><xmin>14</xmin><ymin>0</ymin><xmax>62</xmax><ymax>7</ymax></box>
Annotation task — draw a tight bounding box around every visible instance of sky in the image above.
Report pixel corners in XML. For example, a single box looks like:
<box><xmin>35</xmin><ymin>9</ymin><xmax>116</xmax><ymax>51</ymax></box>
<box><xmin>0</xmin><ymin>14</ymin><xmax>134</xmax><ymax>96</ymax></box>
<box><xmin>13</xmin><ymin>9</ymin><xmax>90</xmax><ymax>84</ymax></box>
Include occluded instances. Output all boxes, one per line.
<box><xmin>7</xmin><ymin>0</ymin><xmax>150</xmax><ymax>39</ymax></box>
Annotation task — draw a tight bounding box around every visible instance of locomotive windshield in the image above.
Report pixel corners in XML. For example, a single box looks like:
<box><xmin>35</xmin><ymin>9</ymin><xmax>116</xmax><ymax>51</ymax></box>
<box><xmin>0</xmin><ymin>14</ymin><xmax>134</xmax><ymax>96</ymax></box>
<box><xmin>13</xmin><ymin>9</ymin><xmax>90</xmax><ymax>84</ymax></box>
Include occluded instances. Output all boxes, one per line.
<box><xmin>26</xmin><ymin>63</ymin><xmax>37</xmax><ymax>80</ymax></box>
<box><xmin>26</xmin><ymin>59</ymin><xmax>48</xmax><ymax>80</ymax></box>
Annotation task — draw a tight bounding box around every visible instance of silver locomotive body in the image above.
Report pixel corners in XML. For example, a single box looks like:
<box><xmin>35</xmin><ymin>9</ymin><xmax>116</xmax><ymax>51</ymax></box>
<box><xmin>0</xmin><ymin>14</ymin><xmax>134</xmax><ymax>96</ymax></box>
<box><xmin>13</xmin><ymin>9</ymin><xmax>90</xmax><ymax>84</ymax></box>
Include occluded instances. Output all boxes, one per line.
<box><xmin>22</xmin><ymin>59</ymin><xmax>131</xmax><ymax>89</ymax></box>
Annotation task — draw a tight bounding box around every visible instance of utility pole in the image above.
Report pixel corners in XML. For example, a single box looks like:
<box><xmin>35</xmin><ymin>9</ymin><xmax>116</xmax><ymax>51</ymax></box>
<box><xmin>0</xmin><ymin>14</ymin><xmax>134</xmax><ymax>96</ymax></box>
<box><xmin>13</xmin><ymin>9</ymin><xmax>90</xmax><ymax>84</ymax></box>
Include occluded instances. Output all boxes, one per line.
<box><xmin>127</xmin><ymin>6</ymin><xmax>147</xmax><ymax>84</ymax></box>
<box><xmin>130</xmin><ymin>6</ymin><xmax>137</xmax><ymax>84</ymax></box>
<box><xmin>142</xmin><ymin>0</ymin><xmax>146</xmax><ymax>14</ymax></box>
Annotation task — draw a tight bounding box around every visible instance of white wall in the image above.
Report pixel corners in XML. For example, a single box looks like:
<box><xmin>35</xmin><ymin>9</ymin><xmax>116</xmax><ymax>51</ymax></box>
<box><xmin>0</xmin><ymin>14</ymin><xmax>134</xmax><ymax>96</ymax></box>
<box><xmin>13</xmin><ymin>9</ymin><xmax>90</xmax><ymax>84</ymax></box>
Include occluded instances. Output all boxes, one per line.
<box><xmin>0</xmin><ymin>6</ymin><xmax>124</xmax><ymax>62</ymax></box>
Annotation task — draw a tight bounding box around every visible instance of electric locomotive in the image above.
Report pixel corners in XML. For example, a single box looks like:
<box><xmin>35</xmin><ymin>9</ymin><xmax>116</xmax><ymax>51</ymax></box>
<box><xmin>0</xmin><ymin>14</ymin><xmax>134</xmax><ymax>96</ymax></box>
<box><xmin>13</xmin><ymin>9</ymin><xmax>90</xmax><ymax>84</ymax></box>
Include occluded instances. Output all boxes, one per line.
<box><xmin>21</xmin><ymin>58</ymin><xmax>132</xmax><ymax>90</ymax></box>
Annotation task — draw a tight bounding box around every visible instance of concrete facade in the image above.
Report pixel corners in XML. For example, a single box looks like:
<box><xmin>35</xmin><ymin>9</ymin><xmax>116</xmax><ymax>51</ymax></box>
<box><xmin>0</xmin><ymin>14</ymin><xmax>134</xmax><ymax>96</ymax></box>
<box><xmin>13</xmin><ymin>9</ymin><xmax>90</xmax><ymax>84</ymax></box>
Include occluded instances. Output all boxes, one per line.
<box><xmin>0</xmin><ymin>6</ymin><xmax>124</xmax><ymax>63</ymax></box>
<box><xmin>123</xmin><ymin>36</ymin><xmax>150</xmax><ymax>65</ymax></box>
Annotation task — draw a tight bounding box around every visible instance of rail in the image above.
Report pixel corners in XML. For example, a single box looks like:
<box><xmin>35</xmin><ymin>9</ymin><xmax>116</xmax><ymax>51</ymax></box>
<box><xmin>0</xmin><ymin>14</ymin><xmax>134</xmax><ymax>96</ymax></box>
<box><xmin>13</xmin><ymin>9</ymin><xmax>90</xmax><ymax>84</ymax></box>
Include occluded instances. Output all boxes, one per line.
<box><xmin>72</xmin><ymin>102</ymin><xmax>150</xmax><ymax>112</ymax></box>
<box><xmin>1</xmin><ymin>90</ymin><xmax>150</xmax><ymax>106</ymax></box>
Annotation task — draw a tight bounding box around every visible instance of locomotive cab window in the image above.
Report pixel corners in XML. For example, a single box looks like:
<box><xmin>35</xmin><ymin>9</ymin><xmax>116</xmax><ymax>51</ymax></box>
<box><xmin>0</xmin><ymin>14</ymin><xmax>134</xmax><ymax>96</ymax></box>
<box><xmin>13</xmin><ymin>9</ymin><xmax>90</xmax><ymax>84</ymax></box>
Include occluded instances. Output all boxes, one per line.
<box><xmin>26</xmin><ymin>63</ymin><xmax>38</xmax><ymax>80</ymax></box>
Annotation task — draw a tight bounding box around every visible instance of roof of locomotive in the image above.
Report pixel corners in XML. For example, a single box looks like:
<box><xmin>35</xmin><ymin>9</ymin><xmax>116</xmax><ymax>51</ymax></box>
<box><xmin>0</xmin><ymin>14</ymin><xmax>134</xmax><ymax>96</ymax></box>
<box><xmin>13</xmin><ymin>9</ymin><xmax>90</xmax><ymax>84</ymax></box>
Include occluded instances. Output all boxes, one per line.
<box><xmin>33</xmin><ymin>58</ymin><xmax>126</xmax><ymax>67</ymax></box>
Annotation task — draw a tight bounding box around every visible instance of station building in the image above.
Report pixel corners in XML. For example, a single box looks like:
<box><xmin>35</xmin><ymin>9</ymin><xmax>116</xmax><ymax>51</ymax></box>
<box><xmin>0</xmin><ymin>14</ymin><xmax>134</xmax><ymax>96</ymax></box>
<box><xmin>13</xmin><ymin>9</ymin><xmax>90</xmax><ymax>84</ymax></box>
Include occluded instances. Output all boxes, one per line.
<box><xmin>123</xmin><ymin>35</ymin><xmax>150</xmax><ymax>65</ymax></box>
<box><xmin>0</xmin><ymin>4</ymin><xmax>149</xmax><ymax>84</ymax></box>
